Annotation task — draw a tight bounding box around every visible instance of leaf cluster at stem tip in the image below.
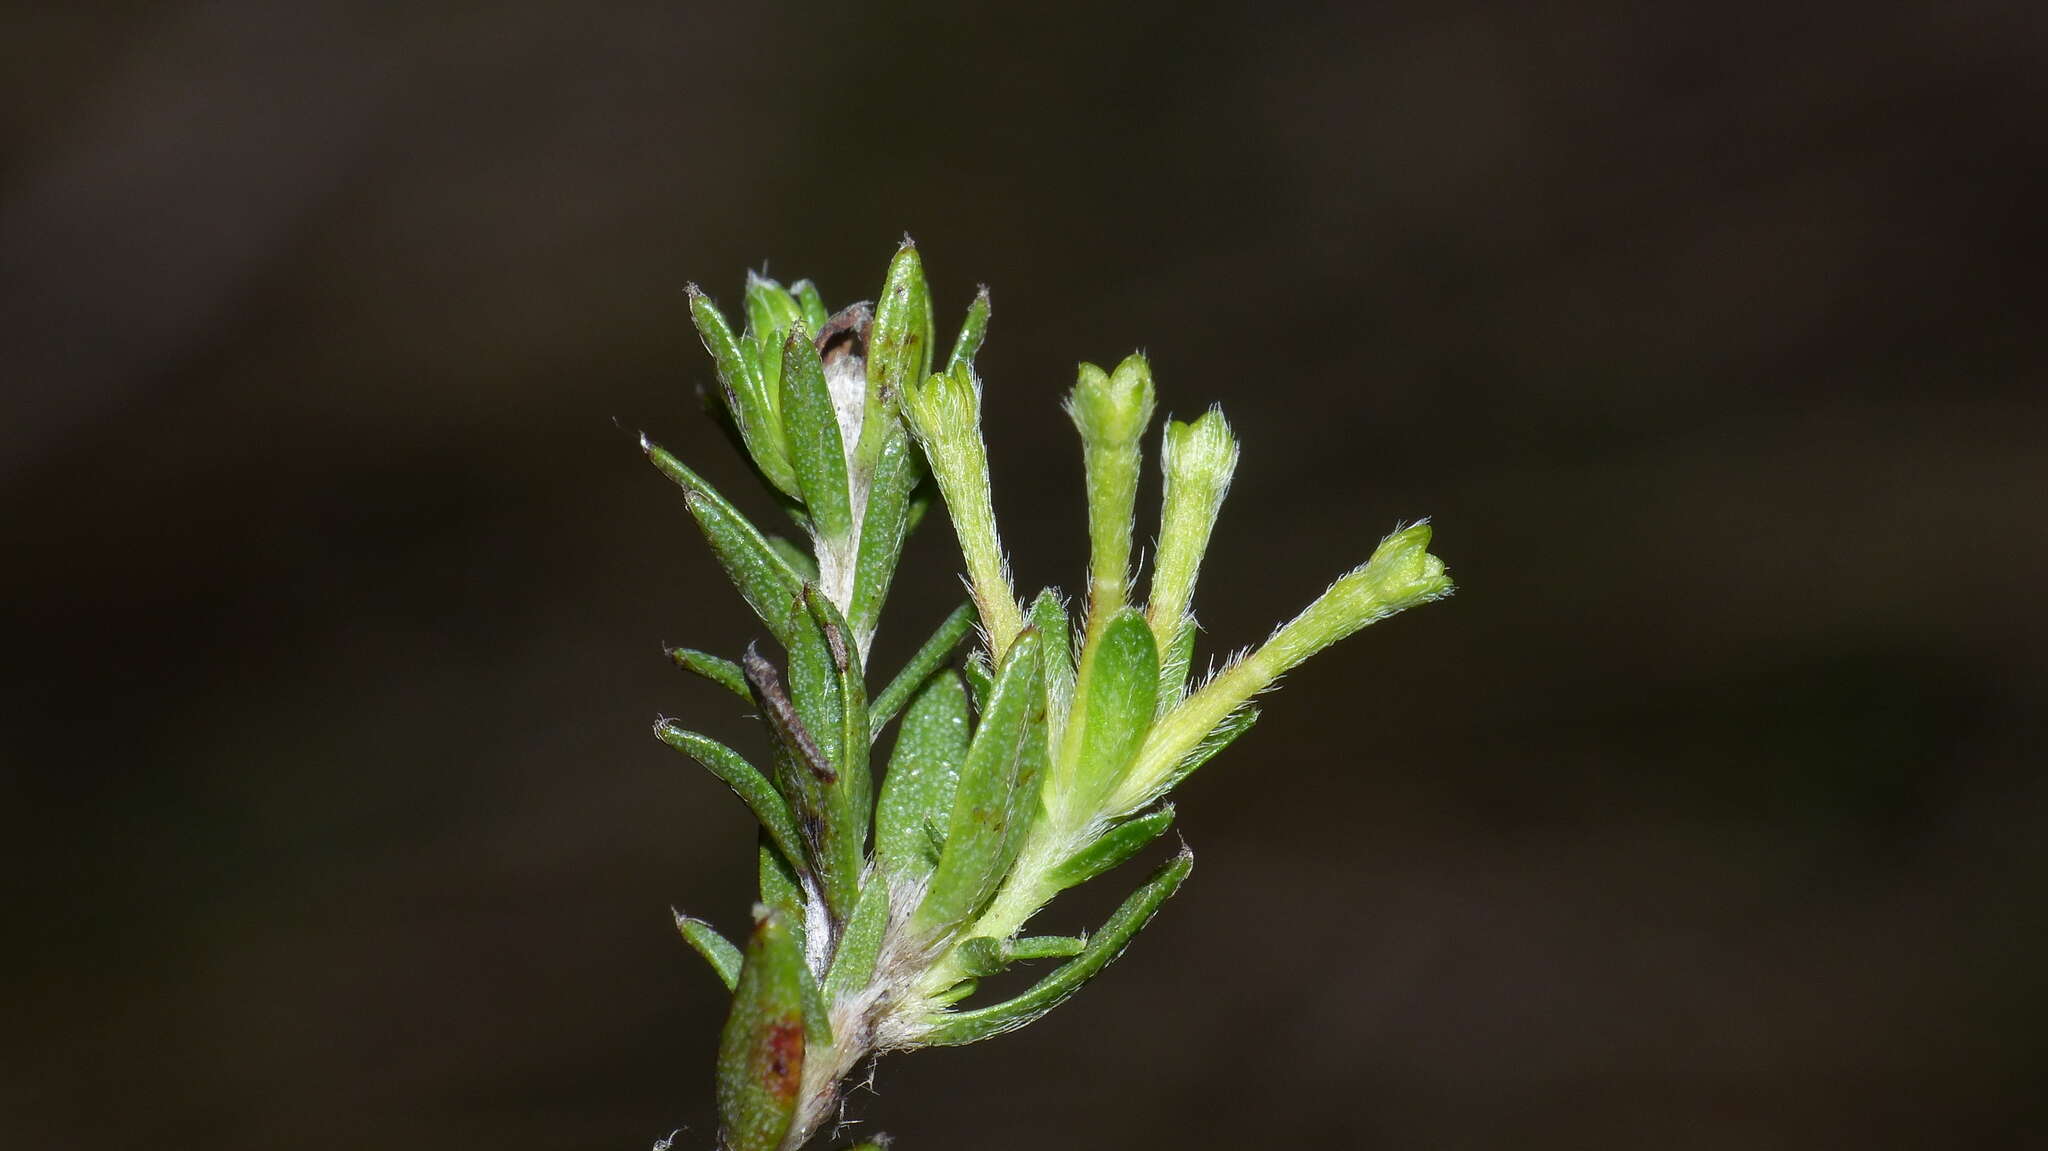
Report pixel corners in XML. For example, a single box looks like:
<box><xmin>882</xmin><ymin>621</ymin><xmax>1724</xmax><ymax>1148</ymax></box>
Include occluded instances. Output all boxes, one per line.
<box><xmin>647</xmin><ymin>239</ymin><xmax>1452</xmax><ymax>1151</ymax></box>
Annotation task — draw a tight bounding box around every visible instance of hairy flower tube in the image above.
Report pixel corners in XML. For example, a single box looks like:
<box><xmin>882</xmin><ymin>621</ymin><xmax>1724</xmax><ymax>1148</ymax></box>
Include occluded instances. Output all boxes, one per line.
<box><xmin>645</xmin><ymin>241</ymin><xmax>1452</xmax><ymax>1151</ymax></box>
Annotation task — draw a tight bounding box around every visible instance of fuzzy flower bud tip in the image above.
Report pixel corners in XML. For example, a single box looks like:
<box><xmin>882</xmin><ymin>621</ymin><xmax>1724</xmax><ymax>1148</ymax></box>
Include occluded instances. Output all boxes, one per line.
<box><xmin>1067</xmin><ymin>353</ymin><xmax>1157</xmax><ymax>446</ymax></box>
<box><xmin>903</xmin><ymin>364</ymin><xmax>1026</xmax><ymax>658</ymax></box>
<box><xmin>1148</xmin><ymin>407</ymin><xmax>1239</xmax><ymax>649</ymax></box>
<box><xmin>1163</xmin><ymin>408</ymin><xmax>1238</xmax><ymax>482</ymax></box>
<box><xmin>1261</xmin><ymin>522</ymin><xmax>1453</xmax><ymax>673</ymax></box>
<box><xmin>1068</xmin><ymin>353</ymin><xmax>1158</xmax><ymax>622</ymax></box>
<box><xmin>1361</xmin><ymin>522</ymin><xmax>1452</xmax><ymax>606</ymax></box>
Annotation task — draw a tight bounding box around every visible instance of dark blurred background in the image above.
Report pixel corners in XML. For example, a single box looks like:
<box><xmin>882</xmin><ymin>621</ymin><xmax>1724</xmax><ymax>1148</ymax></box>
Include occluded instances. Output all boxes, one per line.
<box><xmin>4</xmin><ymin>2</ymin><xmax>2043</xmax><ymax>1147</ymax></box>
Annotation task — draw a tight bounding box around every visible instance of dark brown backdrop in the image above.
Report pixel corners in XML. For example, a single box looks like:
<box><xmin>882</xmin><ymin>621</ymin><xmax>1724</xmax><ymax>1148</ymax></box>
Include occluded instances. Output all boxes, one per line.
<box><xmin>5</xmin><ymin>2</ymin><xmax>2042</xmax><ymax>1147</ymax></box>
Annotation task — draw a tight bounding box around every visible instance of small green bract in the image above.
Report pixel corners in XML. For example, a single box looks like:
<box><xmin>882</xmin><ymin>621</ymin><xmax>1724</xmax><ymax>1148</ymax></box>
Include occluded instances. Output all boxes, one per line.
<box><xmin>648</xmin><ymin>241</ymin><xmax>1452</xmax><ymax>1151</ymax></box>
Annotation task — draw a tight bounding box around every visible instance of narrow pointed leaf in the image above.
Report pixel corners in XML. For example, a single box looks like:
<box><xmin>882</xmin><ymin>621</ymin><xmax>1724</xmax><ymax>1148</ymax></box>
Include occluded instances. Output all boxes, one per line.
<box><xmin>779</xmin><ymin>321</ymin><xmax>853</xmax><ymax>543</ymax></box>
<box><xmin>804</xmin><ymin>581</ymin><xmax>865</xmax><ymax>736</ymax></box>
<box><xmin>1049</xmin><ymin>803</ymin><xmax>1177</xmax><ymax>890</ymax></box>
<box><xmin>644</xmin><ymin>438</ymin><xmax>804</xmax><ymax>643</ymax></box>
<box><xmin>913</xmin><ymin>630</ymin><xmax>1048</xmax><ymax>938</ymax></box>
<box><xmin>790</xmin><ymin>278</ymin><xmax>829</xmax><ymax>332</ymax></box>
<box><xmin>824</xmin><ymin>879</ymin><xmax>892</xmax><ymax>1001</ymax></box>
<box><xmin>963</xmin><ymin>653</ymin><xmax>994</xmax><ymax>715</ymax></box>
<box><xmin>717</xmin><ymin>909</ymin><xmax>807</xmax><ymax>1151</ymax></box>
<box><xmin>756</xmin><ymin>836</ymin><xmax>806</xmax><ymax>958</ymax></box>
<box><xmin>799</xmin><ymin>960</ymin><xmax>832</xmax><ymax>1048</ymax></box>
<box><xmin>673</xmin><ymin>910</ymin><xmax>743</xmax><ymax>991</ymax></box>
<box><xmin>955</xmin><ymin>936</ymin><xmax>1007</xmax><ymax>978</ymax></box>
<box><xmin>919</xmin><ymin>264</ymin><xmax>935</xmax><ymax>383</ymax></box>
<box><xmin>1007</xmin><ymin>935</ymin><xmax>1087</xmax><ymax>961</ymax></box>
<box><xmin>688</xmin><ymin>283</ymin><xmax>765</xmax><ymax>413</ymax></box>
<box><xmin>945</xmin><ymin>286</ymin><xmax>991</xmax><ymax>374</ymax></box>
<box><xmin>875</xmin><ymin>670</ymin><xmax>970</xmax><ymax>881</ymax></box>
<box><xmin>1057</xmin><ymin>606</ymin><xmax>1159</xmax><ymax>820</ymax></box>
<box><xmin>803</xmin><ymin>586</ymin><xmax>872</xmax><ymax>922</ymax></box>
<box><xmin>1030</xmin><ymin>588</ymin><xmax>1076</xmax><ymax>725</ymax></box>
<box><xmin>667</xmin><ymin>646</ymin><xmax>752</xmax><ymax>702</ymax></box>
<box><xmin>777</xmin><ymin>619</ymin><xmax>849</xmax><ymax>868</ymax></box>
<box><xmin>689</xmin><ymin>286</ymin><xmax>794</xmax><ymax>496</ymax></box>
<box><xmin>869</xmin><ymin>601</ymin><xmax>976</xmax><ymax>737</ymax></box>
<box><xmin>1157</xmin><ymin>619</ymin><xmax>1198</xmax><ymax>709</ymax></box>
<box><xmin>860</xmin><ymin>242</ymin><xmax>931</xmax><ymax>468</ymax></box>
<box><xmin>742</xmin><ymin>646</ymin><xmax>857</xmax><ymax>918</ymax></box>
<box><xmin>743</xmin><ymin>646</ymin><xmax>836</xmax><ymax>790</ymax></box>
<box><xmin>847</xmin><ymin>427</ymin><xmax>920</xmax><ymax>647</ymax></box>
<box><xmin>783</xmin><ymin>620</ymin><xmax>841</xmax><ymax>740</ymax></box>
<box><xmin>744</xmin><ymin>272</ymin><xmax>803</xmax><ymax>400</ymax></box>
<box><xmin>923</xmin><ymin>848</ymin><xmax>1192</xmax><ymax>1046</ymax></box>
<box><xmin>656</xmin><ymin>721</ymin><xmax>808</xmax><ymax>877</ymax></box>
<box><xmin>930</xmin><ymin>978</ymin><xmax>978</xmax><ymax>1007</ymax></box>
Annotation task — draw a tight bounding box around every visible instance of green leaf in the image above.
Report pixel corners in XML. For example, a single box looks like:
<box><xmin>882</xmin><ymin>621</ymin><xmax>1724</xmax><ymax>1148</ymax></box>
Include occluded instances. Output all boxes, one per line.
<box><xmin>963</xmin><ymin>652</ymin><xmax>994</xmax><ymax>715</ymax></box>
<box><xmin>666</xmin><ymin>646</ymin><xmax>751</xmax><ymax>702</ymax></box>
<box><xmin>779</xmin><ymin>622</ymin><xmax>850</xmax><ymax>873</ymax></box>
<box><xmin>800</xmin><ymin>958</ymin><xmax>833</xmax><ymax>1048</ymax></box>
<box><xmin>923</xmin><ymin>847</ymin><xmax>1193</xmax><ymax>1046</ymax></box>
<box><xmin>742</xmin><ymin>644</ymin><xmax>835</xmax><ymax>785</ymax></box>
<box><xmin>824</xmin><ymin>878</ymin><xmax>892</xmax><ymax>1002</ymax></box>
<box><xmin>1029</xmin><ymin>588</ymin><xmax>1076</xmax><ymax>723</ymax></box>
<box><xmin>802</xmin><ymin>586</ymin><xmax>872</xmax><ymax>922</ymax></box>
<box><xmin>929</xmin><ymin>978</ymin><xmax>977</xmax><ymax>1007</ymax></box>
<box><xmin>1048</xmin><ymin>804</ymin><xmax>1176</xmax><ymax>891</ymax></box>
<box><xmin>673</xmin><ymin>910</ymin><xmax>743</xmax><ymax>990</ymax></box>
<box><xmin>869</xmin><ymin>601</ymin><xmax>976</xmax><ymax>737</ymax></box>
<box><xmin>689</xmin><ymin>285</ymin><xmax>794</xmax><ymax>497</ymax></box>
<box><xmin>742</xmin><ymin>645</ymin><xmax>857</xmax><ymax>919</ymax></box>
<box><xmin>644</xmin><ymin>438</ymin><xmax>805</xmax><ymax>644</ymax></box>
<box><xmin>861</xmin><ymin>241</ymin><xmax>931</xmax><ymax>468</ymax></box>
<box><xmin>716</xmin><ymin>909</ymin><xmax>808</xmax><ymax>1151</ymax></box>
<box><xmin>790</xmin><ymin>278</ymin><xmax>829</xmax><ymax>332</ymax></box>
<box><xmin>875</xmin><ymin>669</ymin><xmax>970</xmax><ymax>882</ymax></box>
<box><xmin>744</xmin><ymin>272</ymin><xmax>804</xmax><ymax>401</ymax></box>
<box><xmin>741</xmin><ymin>646</ymin><xmax>833</xmax><ymax>796</ymax></box>
<box><xmin>1157</xmin><ymin>619</ymin><xmax>1198</xmax><ymax>710</ymax></box>
<box><xmin>1007</xmin><ymin>935</ymin><xmax>1087</xmax><ymax>961</ymax></box>
<box><xmin>920</xmin><ymin>260</ymin><xmax>936</xmax><ymax>386</ymax></box>
<box><xmin>913</xmin><ymin>630</ymin><xmax>1048</xmax><ymax>939</ymax></box>
<box><xmin>778</xmin><ymin>321</ymin><xmax>854</xmax><ymax>543</ymax></box>
<box><xmin>955</xmin><ymin>936</ymin><xmax>1006</xmax><ymax>978</ymax></box>
<box><xmin>847</xmin><ymin>427</ymin><xmax>920</xmax><ymax>646</ymax></box>
<box><xmin>945</xmin><ymin>285</ymin><xmax>991</xmax><ymax>374</ymax></box>
<box><xmin>655</xmin><ymin>721</ymin><xmax>808</xmax><ymax>881</ymax></box>
<box><xmin>949</xmin><ymin>933</ymin><xmax>1085</xmax><ymax>978</ymax></box>
<box><xmin>756</xmin><ymin>836</ymin><xmax>806</xmax><ymax>958</ymax></box>
<box><xmin>1055</xmin><ymin>606</ymin><xmax>1159</xmax><ymax>822</ymax></box>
